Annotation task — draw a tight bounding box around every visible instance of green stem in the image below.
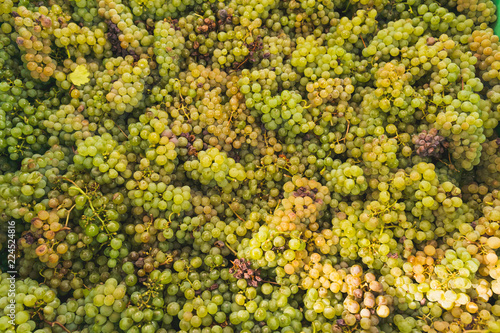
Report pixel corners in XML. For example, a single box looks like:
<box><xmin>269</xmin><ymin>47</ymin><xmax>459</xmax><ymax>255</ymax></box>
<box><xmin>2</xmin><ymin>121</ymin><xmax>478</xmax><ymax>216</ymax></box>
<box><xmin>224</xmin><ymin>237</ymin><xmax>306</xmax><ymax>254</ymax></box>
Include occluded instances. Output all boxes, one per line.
<box><xmin>69</xmin><ymin>185</ymin><xmax>108</xmax><ymax>232</ymax></box>
<box><xmin>225</xmin><ymin>242</ymin><xmax>238</xmax><ymax>256</ymax></box>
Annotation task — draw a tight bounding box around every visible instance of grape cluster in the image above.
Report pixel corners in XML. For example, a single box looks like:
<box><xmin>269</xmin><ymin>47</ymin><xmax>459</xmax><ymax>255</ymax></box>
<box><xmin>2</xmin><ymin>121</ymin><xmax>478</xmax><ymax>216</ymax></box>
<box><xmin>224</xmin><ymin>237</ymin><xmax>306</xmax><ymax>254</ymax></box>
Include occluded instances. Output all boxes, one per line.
<box><xmin>70</xmin><ymin>0</ymin><xmax>101</xmax><ymax>26</ymax></box>
<box><xmin>0</xmin><ymin>274</ymin><xmax>61</xmax><ymax>332</ymax></box>
<box><xmin>128</xmin><ymin>182</ymin><xmax>192</xmax><ymax>216</ymax></box>
<box><xmin>361</xmin><ymin>135</ymin><xmax>402</xmax><ymax>172</ymax></box>
<box><xmin>324</xmin><ymin>160</ymin><xmax>367</xmax><ymax>196</ymax></box>
<box><xmin>97</xmin><ymin>0</ymin><xmax>154</xmax><ymax>56</ymax></box>
<box><xmin>412</xmin><ymin>128</ymin><xmax>449</xmax><ymax>158</ymax></box>
<box><xmin>13</xmin><ymin>5</ymin><xmax>70</xmax><ymax>82</ymax></box>
<box><xmin>154</xmin><ymin>20</ymin><xmax>185</xmax><ymax>81</ymax></box>
<box><xmin>229</xmin><ymin>258</ymin><xmax>262</xmax><ymax>287</ymax></box>
<box><xmin>456</xmin><ymin>0</ymin><xmax>497</xmax><ymax>26</ymax></box>
<box><xmin>84</xmin><ymin>278</ymin><xmax>129</xmax><ymax>332</ymax></box>
<box><xmin>129</xmin><ymin>0</ymin><xmax>195</xmax><ymax>19</ymax></box>
<box><xmin>291</xmin><ymin>35</ymin><xmax>353</xmax><ymax>80</ymax></box>
<box><xmin>476</xmin><ymin>139</ymin><xmax>500</xmax><ymax>188</ymax></box>
<box><xmin>74</xmin><ymin>133</ymin><xmax>123</xmax><ymax>179</ymax></box>
<box><xmin>105</xmin><ymin>20</ymin><xmax>135</xmax><ymax>59</ymax></box>
<box><xmin>2</xmin><ymin>1</ymin><xmax>500</xmax><ymax>333</ymax></box>
<box><xmin>184</xmin><ymin>147</ymin><xmax>247</xmax><ymax>187</ymax></box>
<box><xmin>0</xmin><ymin>78</ymin><xmax>48</xmax><ymax>160</ymax></box>
<box><xmin>0</xmin><ymin>169</ymin><xmax>50</xmax><ymax>220</ymax></box>
<box><xmin>104</xmin><ymin>57</ymin><xmax>150</xmax><ymax>115</ymax></box>
<box><xmin>18</xmin><ymin>209</ymin><xmax>70</xmax><ymax>268</ymax></box>
<box><xmin>372</xmin><ymin>61</ymin><xmax>416</xmax><ymax>122</ymax></box>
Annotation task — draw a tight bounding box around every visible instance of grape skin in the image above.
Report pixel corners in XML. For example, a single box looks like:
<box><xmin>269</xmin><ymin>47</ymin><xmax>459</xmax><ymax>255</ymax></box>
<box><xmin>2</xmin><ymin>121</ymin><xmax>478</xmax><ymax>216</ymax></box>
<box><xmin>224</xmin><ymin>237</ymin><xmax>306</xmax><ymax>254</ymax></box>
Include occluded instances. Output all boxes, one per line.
<box><xmin>1</xmin><ymin>1</ymin><xmax>500</xmax><ymax>333</ymax></box>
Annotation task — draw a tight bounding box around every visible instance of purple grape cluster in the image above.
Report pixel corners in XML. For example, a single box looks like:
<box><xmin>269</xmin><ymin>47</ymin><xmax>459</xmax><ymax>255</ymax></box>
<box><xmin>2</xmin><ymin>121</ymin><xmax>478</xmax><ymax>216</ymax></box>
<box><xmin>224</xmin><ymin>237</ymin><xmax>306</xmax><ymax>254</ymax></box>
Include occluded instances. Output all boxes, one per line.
<box><xmin>229</xmin><ymin>258</ymin><xmax>263</xmax><ymax>287</ymax></box>
<box><xmin>412</xmin><ymin>128</ymin><xmax>449</xmax><ymax>158</ymax></box>
<box><xmin>106</xmin><ymin>21</ymin><xmax>139</xmax><ymax>60</ymax></box>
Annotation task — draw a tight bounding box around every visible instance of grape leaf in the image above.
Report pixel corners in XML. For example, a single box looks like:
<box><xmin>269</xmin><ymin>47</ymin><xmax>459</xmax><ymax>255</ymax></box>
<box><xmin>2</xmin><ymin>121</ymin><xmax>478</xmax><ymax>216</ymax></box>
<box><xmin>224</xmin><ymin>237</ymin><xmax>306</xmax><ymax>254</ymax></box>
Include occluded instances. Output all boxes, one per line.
<box><xmin>68</xmin><ymin>65</ymin><xmax>90</xmax><ymax>86</ymax></box>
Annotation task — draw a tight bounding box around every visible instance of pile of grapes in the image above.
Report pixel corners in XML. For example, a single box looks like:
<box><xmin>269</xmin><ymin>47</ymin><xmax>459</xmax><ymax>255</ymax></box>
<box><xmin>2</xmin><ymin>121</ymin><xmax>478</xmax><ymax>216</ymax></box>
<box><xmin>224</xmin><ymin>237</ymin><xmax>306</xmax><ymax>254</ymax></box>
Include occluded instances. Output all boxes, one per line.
<box><xmin>3</xmin><ymin>0</ymin><xmax>500</xmax><ymax>332</ymax></box>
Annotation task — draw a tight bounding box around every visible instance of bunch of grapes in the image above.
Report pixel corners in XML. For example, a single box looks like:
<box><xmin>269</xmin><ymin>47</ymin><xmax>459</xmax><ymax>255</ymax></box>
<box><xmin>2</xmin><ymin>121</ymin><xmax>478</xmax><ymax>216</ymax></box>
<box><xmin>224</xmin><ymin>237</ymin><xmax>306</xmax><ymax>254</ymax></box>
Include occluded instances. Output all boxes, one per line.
<box><xmin>53</xmin><ymin>23</ymin><xmax>107</xmax><ymax>59</ymax></box>
<box><xmin>154</xmin><ymin>20</ymin><xmax>185</xmax><ymax>81</ymax></box>
<box><xmin>126</xmin><ymin>182</ymin><xmax>192</xmax><ymax>215</ymax></box>
<box><xmin>2</xmin><ymin>1</ymin><xmax>500</xmax><ymax>333</ymax></box>
<box><xmin>12</xmin><ymin>5</ymin><xmax>71</xmax><ymax>81</ymax></box>
<box><xmin>456</xmin><ymin>0</ymin><xmax>497</xmax><ymax>26</ymax></box>
<box><xmin>97</xmin><ymin>0</ymin><xmax>154</xmax><ymax>56</ymax></box>
<box><xmin>74</xmin><ymin>133</ymin><xmax>126</xmax><ymax>182</ymax></box>
<box><xmin>292</xmin><ymin>36</ymin><xmax>350</xmax><ymax>79</ymax></box>
<box><xmin>104</xmin><ymin>57</ymin><xmax>150</xmax><ymax>115</ymax></box>
<box><xmin>0</xmin><ymin>170</ymin><xmax>50</xmax><ymax>221</ymax></box>
<box><xmin>323</xmin><ymin>160</ymin><xmax>367</xmax><ymax>196</ymax></box>
<box><xmin>83</xmin><ymin>278</ymin><xmax>129</xmax><ymax>332</ymax></box>
<box><xmin>184</xmin><ymin>147</ymin><xmax>247</xmax><ymax>187</ymax></box>
<box><xmin>412</xmin><ymin>128</ymin><xmax>449</xmax><ymax>158</ymax></box>
<box><xmin>433</xmin><ymin>78</ymin><xmax>487</xmax><ymax>170</ymax></box>
<box><xmin>361</xmin><ymin>135</ymin><xmax>402</xmax><ymax>173</ymax></box>
<box><xmin>70</xmin><ymin>0</ymin><xmax>102</xmax><ymax>26</ymax></box>
<box><xmin>127</xmin><ymin>106</ymin><xmax>177</xmax><ymax>171</ymax></box>
<box><xmin>129</xmin><ymin>0</ymin><xmax>196</xmax><ymax>19</ymax></box>
<box><xmin>476</xmin><ymin>139</ymin><xmax>500</xmax><ymax>188</ymax></box>
<box><xmin>0</xmin><ymin>79</ymin><xmax>49</xmax><ymax>160</ymax></box>
<box><xmin>18</xmin><ymin>209</ymin><xmax>71</xmax><ymax>268</ymax></box>
<box><xmin>425</xmin><ymin>248</ymin><xmax>479</xmax><ymax>310</ymax></box>
<box><xmin>0</xmin><ymin>274</ymin><xmax>61</xmax><ymax>332</ymax></box>
<box><xmin>371</xmin><ymin>61</ymin><xmax>417</xmax><ymax>122</ymax></box>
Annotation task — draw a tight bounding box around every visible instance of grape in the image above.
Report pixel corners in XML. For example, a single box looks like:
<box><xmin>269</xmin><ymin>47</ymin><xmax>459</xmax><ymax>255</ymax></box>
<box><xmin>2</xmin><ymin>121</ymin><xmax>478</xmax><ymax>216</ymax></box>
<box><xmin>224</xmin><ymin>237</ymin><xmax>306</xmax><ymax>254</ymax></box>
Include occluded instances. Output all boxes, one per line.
<box><xmin>2</xmin><ymin>2</ymin><xmax>500</xmax><ymax>333</ymax></box>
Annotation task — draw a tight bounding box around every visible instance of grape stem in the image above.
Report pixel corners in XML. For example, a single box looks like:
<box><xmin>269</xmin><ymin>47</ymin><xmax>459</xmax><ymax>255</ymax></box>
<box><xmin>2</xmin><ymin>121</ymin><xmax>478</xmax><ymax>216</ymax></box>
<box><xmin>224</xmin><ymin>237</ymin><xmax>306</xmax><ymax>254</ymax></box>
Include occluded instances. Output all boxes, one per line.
<box><xmin>226</xmin><ymin>108</ymin><xmax>237</xmax><ymax>128</ymax></box>
<box><xmin>38</xmin><ymin>313</ymin><xmax>71</xmax><ymax>333</ymax></box>
<box><xmin>64</xmin><ymin>204</ymin><xmax>76</xmax><ymax>228</ymax></box>
<box><xmin>173</xmin><ymin>78</ymin><xmax>185</xmax><ymax>102</ymax></box>
<box><xmin>436</xmin><ymin>151</ymin><xmax>458</xmax><ymax>172</ymax></box>
<box><xmin>223</xmin><ymin>200</ymin><xmax>245</xmax><ymax>221</ymax></box>
<box><xmin>224</xmin><ymin>242</ymin><xmax>237</xmax><ymax>255</ymax></box>
<box><xmin>273</xmin><ymin>199</ymin><xmax>281</xmax><ymax>215</ymax></box>
<box><xmin>112</xmin><ymin>120</ymin><xmax>128</xmax><ymax>138</ymax></box>
<box><xmin>70</xmin><ymin>185</ymin><xmax>107</xmax><ymax>228</ymax></box>
<box><xmin>167</xmin><ymin>212</ymin><xmax>176</xmax><ymax>226</ymax></box>
<box><xmin>62</xmin><ymin>177</ymin><xmax>109</xmax><ymax>233</ymax></box>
